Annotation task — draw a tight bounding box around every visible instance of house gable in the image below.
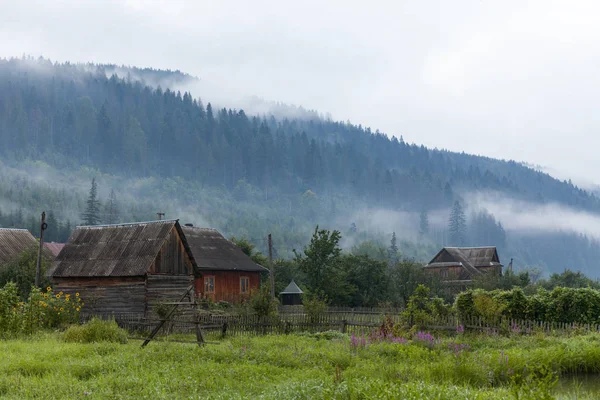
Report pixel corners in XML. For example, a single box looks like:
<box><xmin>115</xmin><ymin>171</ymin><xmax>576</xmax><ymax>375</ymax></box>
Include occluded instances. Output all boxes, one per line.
<box><xmin>52</xmin><ymin>220</ymin><xmax>197</xmax><ymax>278</ymax></box>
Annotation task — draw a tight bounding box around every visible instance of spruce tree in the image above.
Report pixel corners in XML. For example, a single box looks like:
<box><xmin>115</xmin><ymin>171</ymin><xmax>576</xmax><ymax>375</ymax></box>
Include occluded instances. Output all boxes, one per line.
<box><xmin>388</xmin><ymin>232</ymin><xmax>399</xmax><ymax>262</ymax></box>
<box><xmin>448</xmin><ymin>201</ymin><xmax>467</xmax><ymax>246</ymax></box>
<box><xmin>104</xmin><ymin>189</ymin><xmax>119</xmax><ymax>224</ymax></box>
<box><xmin>82</xmin><ymin>178</ymin><xmax>101</xmax><ymax>226</ymax></box>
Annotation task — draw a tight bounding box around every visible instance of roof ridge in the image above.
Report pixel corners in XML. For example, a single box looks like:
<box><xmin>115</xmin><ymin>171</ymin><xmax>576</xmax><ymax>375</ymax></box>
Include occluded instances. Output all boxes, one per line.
<box><xmin>444</xmin><ymin>246</ymin><xmax>496</xmax><ymax>249</ymax></box>
<box><xmin>0</xmin><ymin>228</ymin><xmax>30</xmax><ymax>231</ymax></box>
<box><xmin>76</xmin><ymin>219</ymin><xmax>178</xmax><ymax>228</ymax></box>
<box><xmin>183</xmin><ymin>226</ymin><xmax>218</xmax><ymax>231</ymax></box>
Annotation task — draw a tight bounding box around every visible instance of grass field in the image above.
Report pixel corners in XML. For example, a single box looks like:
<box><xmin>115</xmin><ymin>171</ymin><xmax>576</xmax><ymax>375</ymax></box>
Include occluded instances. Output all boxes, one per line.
<box><xmin>1</xmin><ymin>331</ymin><xmax>600</xmax><ymax>399</ymax></box>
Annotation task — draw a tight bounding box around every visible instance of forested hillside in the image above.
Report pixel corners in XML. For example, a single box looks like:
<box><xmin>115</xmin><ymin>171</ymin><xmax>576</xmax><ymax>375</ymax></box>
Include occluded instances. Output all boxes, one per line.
<box><xmin>1</xmin><ymin>56</ymin><xmax>600</xmax><ymax>276</ymax></box>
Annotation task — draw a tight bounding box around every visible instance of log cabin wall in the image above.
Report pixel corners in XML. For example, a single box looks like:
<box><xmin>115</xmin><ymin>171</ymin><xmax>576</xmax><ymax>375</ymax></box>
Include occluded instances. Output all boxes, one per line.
<box><xmin>53</xmin><ymin>277</ymin><xmax>146</xmax><ymax>316</ymax></box>
<box><xmin>195</xmin><ymin>270</ymin><xmax>261</xmax><ymax>303</ymax></box>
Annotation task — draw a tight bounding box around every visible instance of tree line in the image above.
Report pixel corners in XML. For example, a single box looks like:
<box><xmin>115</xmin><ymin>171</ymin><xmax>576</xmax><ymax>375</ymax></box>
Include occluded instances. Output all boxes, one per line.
<box><xmin>0</xmin><ymin>57</ymin><xmax>598</xmax><ymax>213</ymax></box>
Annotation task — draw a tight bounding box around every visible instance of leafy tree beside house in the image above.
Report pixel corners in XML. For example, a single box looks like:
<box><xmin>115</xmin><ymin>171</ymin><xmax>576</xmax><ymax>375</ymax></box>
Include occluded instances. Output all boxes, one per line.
<box><xmin>293</xmin><ymin>226</ymin><xmax>354</xmax><ymax>305</ymax></box>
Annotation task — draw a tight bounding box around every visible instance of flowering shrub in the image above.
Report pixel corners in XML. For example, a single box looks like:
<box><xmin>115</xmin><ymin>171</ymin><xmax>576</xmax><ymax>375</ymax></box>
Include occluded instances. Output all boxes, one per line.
<box><xmin>368</xmin><ymin>330</ymin><xmax>407</xmax><ymax>344</ymax></box>
<box><xmin>447</xmin><ymin>342</ymin><xmax>470</xmax><ymax>356</ymax></box>
<box><xmin>350</xmin><ymin>334</ymin><xmax>368</xmax><ymax>350</ymax></box>
<box><xmin>0</xmin><ymin>282</ymin><xmax>82</xmax><ymax>337</ymax></box>
<box><xmin>413</xmin><ymin>331</ymin><xmax>438</xmax><ymax>348</ymax></box>
<box><xmin>350</xmin><ymin>331</ymin><xmax>407</xmax><ymax>351</ymax></box>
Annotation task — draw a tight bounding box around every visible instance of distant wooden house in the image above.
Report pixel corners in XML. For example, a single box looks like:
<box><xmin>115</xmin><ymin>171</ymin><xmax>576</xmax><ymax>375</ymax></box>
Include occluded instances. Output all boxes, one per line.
<box><xmin>0</xmin><ymin>228</ymin><xmax>42</xmax><ymax>266</ymax></box>
<box><xmin>424</xmin><ymin>246</ymin><xmax>503</xmax><ymax>284</ymax></box>
<box><xmin>280</xmin><ymin>280</ymin><xmax>303</xmax><ymax>305</ymax></box>
<box><xmin>181</xmin><ymin>225</ymin><xmax>268</xmax><ymax>303</ymax></box>
<box><xmin>50</xmin><ymin>220</ymin><xmax>197</xmax><ymax>316</ymax></box>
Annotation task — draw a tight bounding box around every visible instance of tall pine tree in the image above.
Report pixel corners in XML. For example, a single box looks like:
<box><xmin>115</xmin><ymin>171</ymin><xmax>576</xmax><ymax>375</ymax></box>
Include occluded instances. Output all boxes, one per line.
<box><xmin>104</xmin><ymin>189</ymin><xmax>119</xmax><ymax>224</ymax></box>
<box><xmin>82</xmin><ymin>178</ymin><xmax>101</xmax><ymax>226</ymax></box>
<box><xmin>388</xmin><ymin>232</ymin><xmax>399</xmax><ymax>262</ymax></box>
<box><xmin>448</xmin><ymin>201</ymin><xmax>467</xmax><ymax>246</ymax></box>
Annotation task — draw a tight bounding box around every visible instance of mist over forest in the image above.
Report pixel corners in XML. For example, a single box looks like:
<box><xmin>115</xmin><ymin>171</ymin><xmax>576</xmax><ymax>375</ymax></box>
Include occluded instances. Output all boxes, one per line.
<box><xmin>1</xmin><ymin>56</ymin><xmax>600</xmax><ymax>277</ymax></box>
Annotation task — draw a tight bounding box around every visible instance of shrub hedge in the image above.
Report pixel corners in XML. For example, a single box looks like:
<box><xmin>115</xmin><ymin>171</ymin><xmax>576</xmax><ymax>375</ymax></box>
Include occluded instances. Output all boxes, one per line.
<box><xmin>455</xmin><ymin>287</ymin><xmax>600</xmax><ymax>324</ymax></box>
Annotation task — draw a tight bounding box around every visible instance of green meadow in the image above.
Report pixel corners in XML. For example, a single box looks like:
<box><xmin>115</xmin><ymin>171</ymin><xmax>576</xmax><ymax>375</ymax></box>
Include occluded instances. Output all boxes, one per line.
<box><xmin>1</xmin><ymin>331</ymin><xmax>600</xmax><ymax>399</ymax></box>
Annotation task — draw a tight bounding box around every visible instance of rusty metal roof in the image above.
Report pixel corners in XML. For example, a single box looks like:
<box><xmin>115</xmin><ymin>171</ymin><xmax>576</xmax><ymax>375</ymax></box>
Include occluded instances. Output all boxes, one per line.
<box><xmin>51</xmin><ymin>220</ymin><xmax>195</xmax><ymax>278</ymax></box>
<box><xmin>181</xmin><ymin>226</ymin><xmax>268</xmax><ymax>272</ymax></box>
<box><xmin>0</xmin><ymin>228</ymin><xmax>39</xmax><ymax>265</ymax></box>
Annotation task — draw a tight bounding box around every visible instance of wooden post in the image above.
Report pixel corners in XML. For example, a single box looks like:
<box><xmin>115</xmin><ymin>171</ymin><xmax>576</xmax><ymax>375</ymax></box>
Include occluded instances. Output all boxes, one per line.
<box><xmin>340</xmin><ymin>319</ymin><xmax>347</xmax><ymax>334</ymax></box>
<box><xmin>35</xmin><ymin>211</ymin><xmax>47</xmax><ymax>287</ymax></box>
<box><xmin>221</xmin><ymin>322</ymin><xmax>228</xmax><ymax>338</ymax></box>
<box><xmin>268</xmin><ymin>233</ymin><xmax>275</xmax><ymax>299</ymax></box>
<box><xmin>195</xmin><ymin>318</ymin><xmax>205</xmax><ymax>346</ymax></box>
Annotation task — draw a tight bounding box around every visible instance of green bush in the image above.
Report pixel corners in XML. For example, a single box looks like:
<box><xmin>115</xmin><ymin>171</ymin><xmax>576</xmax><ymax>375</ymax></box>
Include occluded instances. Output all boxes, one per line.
<box><xmin>250</xmin><ymin>286</ymin><xmax>279</xmax><ymax>317</ymax></box>
<box><xmin>62</xmin><ymin>318</ymin><xmax>128</xmax><ymax>344</ymax></box>
<box><xmin>303</xmin><ymin>292</ymin><xmax>328</xmax><ymax>322</ymax></box>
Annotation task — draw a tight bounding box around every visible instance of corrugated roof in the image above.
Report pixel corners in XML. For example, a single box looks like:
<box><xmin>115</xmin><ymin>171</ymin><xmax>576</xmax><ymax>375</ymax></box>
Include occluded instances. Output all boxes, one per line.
<box><xmin>44</xmin><ymin>242</ymin><xmax>65</xmax><ymax>257</ymax></box>
<box><xmin>51</xmin><ymin>220</ymin><xmax>194</xmax><ymax>278</ymax></box>
<box><xmin>280</xmin><ymin>280</ymin><xmax>303</xmax><ymax>295</ymax></box>
<box><xmin>0</xmin><ymin>228</ymin><xmax>39</xmax><ymax>265</ymax></box>
<box><xmin>181</xmin><ymin>226</ymin><xmax>268</xmax><ymax>272</ymax></box>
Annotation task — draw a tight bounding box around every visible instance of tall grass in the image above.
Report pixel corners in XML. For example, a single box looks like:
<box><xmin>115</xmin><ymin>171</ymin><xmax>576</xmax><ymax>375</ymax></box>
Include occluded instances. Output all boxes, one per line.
<box><xmin>0</xmin><ymin>332</ymin><xmax>599</xmax><ymax>399</ymax></box>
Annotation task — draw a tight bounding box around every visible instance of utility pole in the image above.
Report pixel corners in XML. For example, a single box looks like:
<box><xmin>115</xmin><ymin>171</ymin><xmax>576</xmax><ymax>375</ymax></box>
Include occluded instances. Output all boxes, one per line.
<box><xmin>268</xmin><ymin>233</ymin><xmax>274</xmax><ymax>299</ymax></box>
<box><xmin>35</xmin><ymin>211</ymin><xmax>47</xmax><ymax>287</ymax></box>
<box><xmin>157</xmin><ymin>212</ymin><xmax>165</xmax><ymax>221</ymax></box>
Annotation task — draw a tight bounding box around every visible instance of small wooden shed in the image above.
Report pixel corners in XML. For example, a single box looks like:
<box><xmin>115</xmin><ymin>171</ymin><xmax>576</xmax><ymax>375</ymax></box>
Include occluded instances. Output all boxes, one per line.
<box><xmin>280</xmin><ymin>280</ymin><xmax>303</xmax><ymax>305</ymax></box>
<box><xmin>51</xmin><ymin>220</ymin><xmax>197</xmax><ymax>316</ymax></box>
<box><xmin>181</xmin><ymin>225</ymin><xmax>268</xmax><ymax>303</ymax></box>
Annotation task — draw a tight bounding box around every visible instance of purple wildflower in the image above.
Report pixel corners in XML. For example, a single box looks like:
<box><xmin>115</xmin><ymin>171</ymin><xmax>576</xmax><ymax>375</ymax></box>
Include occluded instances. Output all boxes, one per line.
<box><xmin>414</xmin><ymin>331</ymin><xmax>437</xmax><ymax>348</ymax></box>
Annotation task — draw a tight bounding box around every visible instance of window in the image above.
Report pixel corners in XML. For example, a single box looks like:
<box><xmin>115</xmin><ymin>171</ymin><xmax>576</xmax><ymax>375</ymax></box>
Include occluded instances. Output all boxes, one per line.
<box><xmin>204</xmin><ymin>276</ymin><xmax>215</xmax><ymax>294</ymax></box>
<box><xmin>240</xmin><ymin>277</ymin><xmax>249</xmax><ymax>294</ymax></box>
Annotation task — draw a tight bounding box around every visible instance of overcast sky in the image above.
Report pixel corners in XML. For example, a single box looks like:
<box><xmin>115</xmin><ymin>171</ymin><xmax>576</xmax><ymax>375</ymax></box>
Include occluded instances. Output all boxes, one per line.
<box><xmin>1</xmin><ymin>0</ymin><xmax>599</xmax><ymax>186</ymax></box>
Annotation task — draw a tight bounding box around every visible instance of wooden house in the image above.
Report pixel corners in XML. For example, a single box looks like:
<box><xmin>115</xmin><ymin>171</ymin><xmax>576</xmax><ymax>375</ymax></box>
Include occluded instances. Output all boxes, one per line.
<box><xmin>181</xmin><ymin>225</ymin><xmax>268</xmax><ymax>303</ymax></box>
<box><xmin>0</xmin><ymin>228</ymin><xmax>42</xmax><ymax>266</ymax></box>
<box><xmin>50</xmin><ymin>220</ymin><xmax>197</xmax><ymax>316</ymax></box>
<box><xmin>424</xmin><ymin>246</ymin><xmax>503</xmax><ymax>284</ymax></box>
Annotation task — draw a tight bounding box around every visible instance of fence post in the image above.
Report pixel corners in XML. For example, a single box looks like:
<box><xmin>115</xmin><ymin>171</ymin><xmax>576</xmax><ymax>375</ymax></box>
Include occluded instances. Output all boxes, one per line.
<box><xmin>221</xmin><ymin>322</ymin><xmax>228</xmax><ymax>339</ymax></box>
<box><xmin>340</xmin><ymin>319</ymin><xmax>347</xmax><ymax>334</ymax></box>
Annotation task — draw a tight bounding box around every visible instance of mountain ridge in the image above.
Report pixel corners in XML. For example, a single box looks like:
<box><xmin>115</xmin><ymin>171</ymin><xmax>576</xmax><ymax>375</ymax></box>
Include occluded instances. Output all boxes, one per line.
<box><xmin>0</xmin><ymin>56</ymin><xmax>599</xmax><ymax>277</ymax></box>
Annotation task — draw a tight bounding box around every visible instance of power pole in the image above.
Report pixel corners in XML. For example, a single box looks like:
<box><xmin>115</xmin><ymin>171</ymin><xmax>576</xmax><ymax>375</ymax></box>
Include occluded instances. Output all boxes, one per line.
<box><xmin>268</xmin><ymin>233</ymin><xmax>274</xmax><ymax>299</ymax></box>
<box><xmin>35</xmin><ymin>211</ymin><xmax>47</xmax><ymax>287</ymax></box>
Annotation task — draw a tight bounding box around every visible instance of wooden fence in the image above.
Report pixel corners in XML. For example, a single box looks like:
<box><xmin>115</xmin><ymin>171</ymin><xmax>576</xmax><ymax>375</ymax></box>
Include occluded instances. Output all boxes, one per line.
<box><xmin>85</xmin><ymin>310</ymin><xmax>600</xmax><ymax>341</ymax></box>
